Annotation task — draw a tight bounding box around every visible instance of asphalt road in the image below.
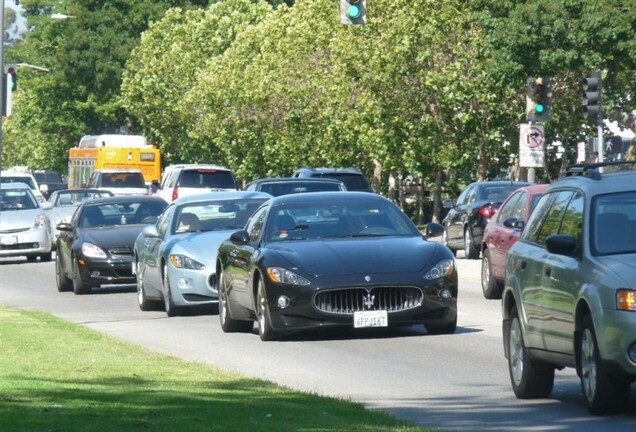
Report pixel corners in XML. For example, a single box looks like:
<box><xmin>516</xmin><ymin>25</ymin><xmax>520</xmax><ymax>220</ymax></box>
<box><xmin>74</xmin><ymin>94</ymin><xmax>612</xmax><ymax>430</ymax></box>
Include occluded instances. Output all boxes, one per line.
<box><xmin>1</xmin><ymin>253</ymin><xmax>634</xmax><ymax>431</ymax></box>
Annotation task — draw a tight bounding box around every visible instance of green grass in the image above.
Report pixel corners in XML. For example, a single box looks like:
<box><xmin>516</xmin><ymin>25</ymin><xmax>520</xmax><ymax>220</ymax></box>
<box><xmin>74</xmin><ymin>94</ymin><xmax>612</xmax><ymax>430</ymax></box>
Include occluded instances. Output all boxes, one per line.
<box><xmin>0</xmin><ymin>307</ymin><xmax>433</xmax><ymax>432</ymax></box>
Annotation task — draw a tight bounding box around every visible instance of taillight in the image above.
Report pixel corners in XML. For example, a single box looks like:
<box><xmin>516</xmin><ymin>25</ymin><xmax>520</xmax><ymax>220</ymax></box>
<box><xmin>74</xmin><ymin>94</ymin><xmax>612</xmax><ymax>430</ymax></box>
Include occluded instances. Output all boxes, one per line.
<box><xmin>172</xmin><ymin>187</ymin><xmax>178</xmax><ymax>201</ymax></box>
<box><xmin>480</xmin><ymin>206</ymin><xmax>496</xmax><ymax>218</ymax></box>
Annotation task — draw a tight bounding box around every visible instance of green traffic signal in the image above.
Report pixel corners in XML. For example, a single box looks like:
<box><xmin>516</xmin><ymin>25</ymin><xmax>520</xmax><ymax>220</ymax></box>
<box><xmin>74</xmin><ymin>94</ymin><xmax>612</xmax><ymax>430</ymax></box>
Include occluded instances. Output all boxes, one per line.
<box><xmin>347</xmin><ymin>4</ymin><xmax>361</xmax><ymax>19</ymax></box>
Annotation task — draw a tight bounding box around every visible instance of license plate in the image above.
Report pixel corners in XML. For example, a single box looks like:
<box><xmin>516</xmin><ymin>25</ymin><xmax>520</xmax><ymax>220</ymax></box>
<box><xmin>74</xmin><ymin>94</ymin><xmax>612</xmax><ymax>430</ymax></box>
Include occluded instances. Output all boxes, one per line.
<box><xmin>0</xmin><ymin>235</ymin><xmax>18</xmax><ymax>246</ymax></box>
<box><xmin>354</xmin><ymin>310</ymin><xmax>388</xmax><ymax>328</ymax></box>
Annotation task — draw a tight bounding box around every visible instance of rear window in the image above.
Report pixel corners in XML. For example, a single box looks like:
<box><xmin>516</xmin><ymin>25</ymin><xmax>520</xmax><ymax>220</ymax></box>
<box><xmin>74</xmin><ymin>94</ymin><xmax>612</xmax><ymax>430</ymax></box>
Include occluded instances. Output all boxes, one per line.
<box><xmin>311</xmin><ymin>173</ymin><xmax>369</xmax><ymax>192</ymax></box>
<box><xmin>102</xmin><ymin>173</ymin><xmax>145</xmax><ymax>188</ymax></box>
<box><xmin>178</xmin><ymin>169</ymin><xmax>236</xmax><ymax>189</ymax></box>
<box><xmin>258</xmin><ymin>181</ymin><xmax>343</xmax><ymax>196</ymax></box>
<box><xmin>481</xmin><ymin>185</ymin><xmax>525</xmax><ymax>202</ymax></box>
<box><xmin>1</xmin><ymin>176</ymin><xmax>37</xmax><ymax>190</ymax></box>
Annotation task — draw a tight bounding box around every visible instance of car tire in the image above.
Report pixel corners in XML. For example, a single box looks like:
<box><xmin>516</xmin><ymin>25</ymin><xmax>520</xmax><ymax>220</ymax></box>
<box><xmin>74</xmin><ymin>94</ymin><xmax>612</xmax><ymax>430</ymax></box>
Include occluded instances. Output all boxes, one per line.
<box><xmin>218</xmin><ymin>270</ymin><xmax>253</xmax><ymax>333</ymax></box>
<box><xmin>136</xmin><ymin>261</ymin><xmax>160</xmax><ymax>312</ymax></box>
<box><xmin>256</xmin><ymin>277</ymin><xmax>277</xmax><ymax>341</ymax></box>
<box><xmin>442</xmin><ymin>229</ymin><xmax>456</xmax><ymax>257</ymax></box>
<box><xmin>55</xmin><ymin>252</ymin><xmax>72</xmax><ymax>292</ymax></box>
<box><xmin>163</xmin><ymin>265</ymin><xmax>179</xmax><ymax>317</ymax></box>
<box><xmin>481</xmin><ymin>248</ymin><xmax>503</xmax><ymax>299</ymax></box>
<box><xmin>464</xmin><ymin>227</ymin><xmax>479</xmax><ymax>259</ymax></box>
<box><xmin>426</xmin><ymin>316</ymin><xmax>457</xmax><ymax>335</ymax></box>
<box><xmin>72</xmin><ymin>258</ymin><xmax>92</xmax><ymax>295</ymax></box>
<box><xmin>579</xmin><ymin>315</ymin><xmax>630</xmax><ymax>415</ymax></box>
<box><xmin>40</xmin><ymin>252</ymin><xmax>52</xmax><ymax>262</ymax></box>
<box><xmin>507</xmin><ymin>308</ymin><xmax>554</xmax><ymax>398</ymax></box>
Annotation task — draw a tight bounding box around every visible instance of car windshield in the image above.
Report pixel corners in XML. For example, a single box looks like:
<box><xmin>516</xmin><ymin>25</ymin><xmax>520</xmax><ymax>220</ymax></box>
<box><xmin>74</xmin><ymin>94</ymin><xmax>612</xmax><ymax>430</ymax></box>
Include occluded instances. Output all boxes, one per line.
<box><xmin>267</xmin><ymin>198</ymin><xmax>420</xmax><ymax>242</ymax></box>
<box><xmin>257</xmin><ymin>181</ymin><xmax>343</xmax><ymax>197</ymax></box>
<box><xmin>0</xmin><ymin>189</ymin><xmax>39</xmax><ymax>210</ymax></box>
<box><xmin>1</xmin><ymin>176</ymin><xmax>37</xmax><ymax>190</ymax></box>
<box><xmin>591</xmin><ymin>191</ymin><xmax>636</xmax><ymax>256</ymax></box>
<box><xmin>172</xmin><ymin>198</ymin><xmax>267</xmax><ymax>234</ymax></box>
<box><xmin>79</xmin><ymin>201</ymin><xmax>166</xmax><ymax>228</ymax></box>
<box><xmin>55</xmin><ymin>191</ymin><xmax>113</xmax><ymax>207</ymax></box>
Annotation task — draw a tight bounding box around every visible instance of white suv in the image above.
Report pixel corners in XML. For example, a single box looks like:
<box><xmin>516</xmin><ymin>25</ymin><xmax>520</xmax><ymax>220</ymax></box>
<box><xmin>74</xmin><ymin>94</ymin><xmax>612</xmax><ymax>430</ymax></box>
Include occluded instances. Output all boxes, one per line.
<box><xmin>0</xmin><ymin>167</ymin><xmax>46</xmax><ymax>203</ymax></box>
<box><xmin>158</xmin><ymin>164</ymin><xmax>237</xmax><ymax>203</ymax></box>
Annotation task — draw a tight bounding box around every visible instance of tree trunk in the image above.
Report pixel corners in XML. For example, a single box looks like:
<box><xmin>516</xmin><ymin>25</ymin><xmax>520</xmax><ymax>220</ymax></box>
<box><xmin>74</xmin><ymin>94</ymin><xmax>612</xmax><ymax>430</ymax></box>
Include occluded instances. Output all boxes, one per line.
<box><xmin>372</xmin><ymin>159</ymin><xmax>382</xmax><ymax>194</ymax></box>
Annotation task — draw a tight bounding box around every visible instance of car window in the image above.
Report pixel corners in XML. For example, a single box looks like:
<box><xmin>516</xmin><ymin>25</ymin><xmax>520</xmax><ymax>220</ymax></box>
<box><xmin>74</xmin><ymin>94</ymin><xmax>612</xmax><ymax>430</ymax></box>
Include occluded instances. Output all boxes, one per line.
<box><xmin>591</xmin><ymin>191</ymin><xmax>636</xmax><ymax>256</ymax></box>
<box><xmin>312</xmin><ymin>173</ymin><xmax>368</xmax><ymax>191</ymax></box>
<box><xmin>0</xmin><ymin>189</ymin><xmax>38</xmax><ymax>210</ymax></box>
<box><xmin>522</xmin><ymin>193</ymin><xmax>555</xmax><ymax>243</ymax></box>
<box><xmin>157</xmin><ymin>205</ymin><xmax>175</xmax><ymax>236</ymax></box>
<box><xmin>1</xmin><ymin>176</ymin><xmax>37</xmax><ymax>190</ymax></box>
<box><xmin>496</xmin><ymin>191</ymin><xmax>523</xmax><ymax>224</ymax></box>
<box><xmin>464</xmin><ymin>187</ymin><xmax>477</xmax><ymax>204</ymax></box>
<box><xmin>528</xmin><ymin>191</ymin><xmax>574</xmax><ymax>245</ymax></box>
<box><xmin>247</xmin><ymin>207</ymin><xmax>267</xmax><ymax>242</ymax></box>
<box><xmin>178</xmin><ymin>169</ymin><xmax>235</xmax><ymax>189</ymax></box>
<box><xmin>102</xmin><ymin>173</ymin><xmax>145</xmax><ymax>188</ymax></box>
<box><xmin>558</xmin><ymin>192</ymin><xmax>584</xmax><ymax>255</ymax></box>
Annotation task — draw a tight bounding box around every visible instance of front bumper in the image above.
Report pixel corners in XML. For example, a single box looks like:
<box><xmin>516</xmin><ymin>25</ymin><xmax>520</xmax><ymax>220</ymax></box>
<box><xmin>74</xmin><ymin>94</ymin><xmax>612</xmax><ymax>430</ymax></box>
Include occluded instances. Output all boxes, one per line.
<box><xmin>596</xmin><ymin>308</ymin><xmax>636</xmax><ymax>378</ymax></box>
<box><xmin>78</xmin><ymin>257</ymin><xmax>135</xmax><ymax>286</ymax></box>
<box><xmin>0</xmin><ymin>229</ymin><xmax>52</xmax><ymax>257</ymax></box>
<box><xmin>167</xmin><ymin>266</ymin><xmax>219</xmax><ymax>307</ymax></box>
<box><xmin>264</xmin><ymin>274</ymin><xmax>458</xmax><ymax>334</ymax></box>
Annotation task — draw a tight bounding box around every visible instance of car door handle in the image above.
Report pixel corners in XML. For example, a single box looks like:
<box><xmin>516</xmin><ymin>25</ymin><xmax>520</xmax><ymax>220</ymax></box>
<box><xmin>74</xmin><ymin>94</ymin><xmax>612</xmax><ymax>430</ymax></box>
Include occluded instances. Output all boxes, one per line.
<box><xmin>545</xmin><ymin>267</ymin><xmax>552</xmax><ymax>277</ymax></box>
<box><xmin>520</xmin><ymin>260</ymin><xmax>527</xmax><ymax>270</ymax></box>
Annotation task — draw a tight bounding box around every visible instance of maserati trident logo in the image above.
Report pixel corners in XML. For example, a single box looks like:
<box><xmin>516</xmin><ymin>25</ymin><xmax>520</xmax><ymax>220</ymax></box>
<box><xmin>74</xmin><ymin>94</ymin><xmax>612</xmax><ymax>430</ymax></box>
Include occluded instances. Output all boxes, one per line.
<box><xmin>363</xmin><ymin>293</ymin><xmax>375</xmax><ymax>310</ymax></box>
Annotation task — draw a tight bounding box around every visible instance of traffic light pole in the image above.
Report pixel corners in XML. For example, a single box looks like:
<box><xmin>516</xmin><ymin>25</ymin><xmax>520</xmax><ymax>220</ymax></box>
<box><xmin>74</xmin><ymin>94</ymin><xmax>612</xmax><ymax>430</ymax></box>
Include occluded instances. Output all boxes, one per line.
<box><xmin>1</xmin><ymin>1</ymin><xmax>5</xmax><ymax>173</ymax></box>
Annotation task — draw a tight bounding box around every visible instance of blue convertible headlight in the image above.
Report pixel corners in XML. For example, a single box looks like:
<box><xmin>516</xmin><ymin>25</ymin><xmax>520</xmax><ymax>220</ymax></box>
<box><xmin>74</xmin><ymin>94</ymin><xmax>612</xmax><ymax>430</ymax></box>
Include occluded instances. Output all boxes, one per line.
<box><xmin>81</xmin><ymin>242</ymin><xmax>107</xmax><ymax>259</ymax></box>
<box><xmin>423</xmin><ymin>259</ymin><xmax>454</xmax><ymax>280</ymax></box>
<box><xmin>266</xmin><ymin>267</ymin><xmax>310</xmax><ymax>286</ymax></box>
<box><xmin>169</xmin><ymin>254</ymin><xmax>206</xmax><ymax>270</ymax></box>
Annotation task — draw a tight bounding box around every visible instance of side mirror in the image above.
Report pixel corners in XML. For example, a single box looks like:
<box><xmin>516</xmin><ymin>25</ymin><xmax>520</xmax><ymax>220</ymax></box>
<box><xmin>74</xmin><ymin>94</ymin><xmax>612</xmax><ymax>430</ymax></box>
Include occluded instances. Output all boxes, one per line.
<box><xmin>425</xmin><ymin>222</ymin><xmax>444</xmax><ymax>239</ymax></box>
<box><xmin>503</xmin><ymin>217</ymin><xmax>519</xmax><ymax>228</ymax></box>
<box><xmin>41</xmin><ymin>202</ymin><xmax>53</xmax><ymax>210</ymax></box>
<box><xmin>230</xmin><ymin>229</ymin><xmax>250</xmax><ymax>245</ymax></box>
<box><xmin>545</xmin><ymin>234</ymin><xmax>577</xmax><ymax>257</ymax></box>
<box><xmin>141</xmin><ymin>224</ymin><xmax>159</xmax><ymax>238</ymax></box>
<box><xmin>56</xmin><ymin>222</ymin><xmax>73</xmax><ymax>232</ymax></box>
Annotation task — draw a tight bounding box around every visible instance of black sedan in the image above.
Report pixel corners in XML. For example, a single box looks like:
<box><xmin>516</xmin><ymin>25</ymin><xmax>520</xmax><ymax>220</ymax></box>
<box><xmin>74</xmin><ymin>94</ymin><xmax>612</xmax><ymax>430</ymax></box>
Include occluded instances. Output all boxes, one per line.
<box><xmin>216</xmin><ymin>192</ymin><xmax>458</xmax><ymax>341</ymax></box>
<box><xmin>442</xmin><ymin>180</ymin><xmax>529</xmax><ymax>259</ymax></box>
<box><xmin>55</xmin><ymin>195</ymin><xmax>168</xmax><ymax>294</ymax></box>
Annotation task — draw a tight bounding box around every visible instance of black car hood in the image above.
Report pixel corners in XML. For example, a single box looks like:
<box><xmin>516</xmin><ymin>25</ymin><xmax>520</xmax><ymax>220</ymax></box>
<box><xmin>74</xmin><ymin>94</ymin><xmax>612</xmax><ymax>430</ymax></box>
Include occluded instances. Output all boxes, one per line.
<box><xmin>268</xmin><ymin>236</ymin><xmax>439</xmax><ymax>276</ymax></box>
<box><xmin>81</xmin><ymin>225</ymin><xmax>145</xmax><ymax>249</ymax></box>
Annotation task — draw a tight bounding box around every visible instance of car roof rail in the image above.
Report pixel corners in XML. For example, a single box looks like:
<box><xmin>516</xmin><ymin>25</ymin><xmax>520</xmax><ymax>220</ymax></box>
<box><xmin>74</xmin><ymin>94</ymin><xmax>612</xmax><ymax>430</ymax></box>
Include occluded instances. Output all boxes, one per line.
<box><xmin>564</xmin><ymin>161</ymin><xmax>636</xmax><ymax>180</ymax></box>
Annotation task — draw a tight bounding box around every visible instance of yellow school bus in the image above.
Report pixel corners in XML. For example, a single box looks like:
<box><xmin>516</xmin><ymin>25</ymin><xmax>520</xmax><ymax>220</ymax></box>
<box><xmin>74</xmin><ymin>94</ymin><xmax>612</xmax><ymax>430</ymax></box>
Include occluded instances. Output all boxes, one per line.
<box><xmin>67</xmin><ymin>135</ymin><xmax>161</xmax><ymax>188</ymax></box>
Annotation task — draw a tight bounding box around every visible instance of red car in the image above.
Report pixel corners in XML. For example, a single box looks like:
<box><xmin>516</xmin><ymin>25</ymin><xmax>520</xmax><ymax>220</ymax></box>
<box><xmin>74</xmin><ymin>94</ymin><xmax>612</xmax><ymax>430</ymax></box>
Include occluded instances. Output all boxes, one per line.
<box><xmin>480</xmin><ymin>184</ymin><xmax>548</xmax><ymax>299</ymax></box>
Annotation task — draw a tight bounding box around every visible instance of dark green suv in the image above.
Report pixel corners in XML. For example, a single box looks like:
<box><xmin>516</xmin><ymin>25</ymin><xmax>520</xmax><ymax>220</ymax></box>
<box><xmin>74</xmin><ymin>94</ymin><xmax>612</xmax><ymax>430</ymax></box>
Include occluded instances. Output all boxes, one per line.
<box><xmin>502</xmin><ymin>161</ymin><xmax>636</xmax><ymax>415</ymax></box>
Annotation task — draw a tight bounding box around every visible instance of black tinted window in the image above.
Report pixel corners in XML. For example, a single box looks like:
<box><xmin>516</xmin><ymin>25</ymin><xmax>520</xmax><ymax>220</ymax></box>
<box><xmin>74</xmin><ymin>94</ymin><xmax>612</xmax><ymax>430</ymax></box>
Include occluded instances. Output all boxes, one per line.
<box><xmin>179</xmin><ymin>169</ymin><xmax>236</xmax><ymax>189</ymax></box>
<box><xmin>312</xmin><ymin>173</ymin><xmax>369</xmax><ymax>191</ymax></box>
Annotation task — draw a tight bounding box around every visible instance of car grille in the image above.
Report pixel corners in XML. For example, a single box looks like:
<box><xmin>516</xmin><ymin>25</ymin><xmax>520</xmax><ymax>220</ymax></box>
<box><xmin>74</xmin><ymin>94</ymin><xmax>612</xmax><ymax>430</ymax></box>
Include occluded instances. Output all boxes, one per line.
<box><xmin>314</xmin><ymin>286</ymin><xmax>423</xmax><ymax>314</ymax></box>
<box><xmin>108</xmin><ymin>246</ymin><xmax>133</xmax><ymax>256</ymax></box>
<box><xmin>0</xmin><ymin>227</ymin><xmax>30</xmax><ymax>234</ymax></box>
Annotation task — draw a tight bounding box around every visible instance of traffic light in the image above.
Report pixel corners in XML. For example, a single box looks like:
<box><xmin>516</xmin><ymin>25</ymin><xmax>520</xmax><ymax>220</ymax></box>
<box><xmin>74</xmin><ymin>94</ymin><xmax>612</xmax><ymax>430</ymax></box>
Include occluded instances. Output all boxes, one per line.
<box><xmin>582</xmin><ymin>72</ymin><xmax>602</xmax><ymax>125</ymax></box>
<box><xmin>340</xmin><ymin>0</ymin><xmax>366</xmax><ymax>25</ymax></box>
<box><xmin>525</xmin><ymin>77</ymin><xmax>551</xmax><ymax>122</ymax></box>
<box><xmin>5</xmin><ymin>64</ymin><xmax>18</xmax><ymax>92</ymax></box>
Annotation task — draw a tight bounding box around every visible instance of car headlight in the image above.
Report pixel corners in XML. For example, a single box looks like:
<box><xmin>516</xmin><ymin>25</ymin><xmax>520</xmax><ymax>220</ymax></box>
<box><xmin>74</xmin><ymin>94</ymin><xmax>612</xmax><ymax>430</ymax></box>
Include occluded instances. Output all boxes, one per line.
<box><xmin>33</xmin><ymin>215</ymin><xmax>47</xmax><ymax>230</ymax></box>
<box><xmin>169</xmin><ymin>254</ymin><xmax>206</xmax><ymax>270</ymax></box>
<box><xmin>81</xmin><ymin>242</ymin><xmax>107</xmax><ymax>259</ymax></box>
<box><xmin>423</xmin><ymin>259</ymin><xmax>455</xmax><ymax>280</ymax></box>
<box><xmin>266</xmin><ymin>267</ymin><xmax>310</xmax><ymax>286</ymax></box>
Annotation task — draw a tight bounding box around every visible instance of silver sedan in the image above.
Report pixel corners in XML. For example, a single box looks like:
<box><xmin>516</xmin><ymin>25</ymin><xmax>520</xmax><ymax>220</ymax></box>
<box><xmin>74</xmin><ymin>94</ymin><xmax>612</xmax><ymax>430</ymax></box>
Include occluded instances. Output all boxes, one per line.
<box><xmin>42</xmin><ymin>189</ymin><xmax>113</xmax><ymax>248</ymax></box>
<box><xmin>133</xmin><ymin>191</ymin><xmax>271</xmax><ymax>317</ymax></box>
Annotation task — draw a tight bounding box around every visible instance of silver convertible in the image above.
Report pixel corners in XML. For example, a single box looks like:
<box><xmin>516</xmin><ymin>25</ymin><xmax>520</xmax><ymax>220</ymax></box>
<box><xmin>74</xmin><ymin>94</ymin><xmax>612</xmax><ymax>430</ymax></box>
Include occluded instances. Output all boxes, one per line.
<box><xmin>133</xmin><ymin>191</ymin><xmax>272</xmax><ymax>317</ymax></box>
